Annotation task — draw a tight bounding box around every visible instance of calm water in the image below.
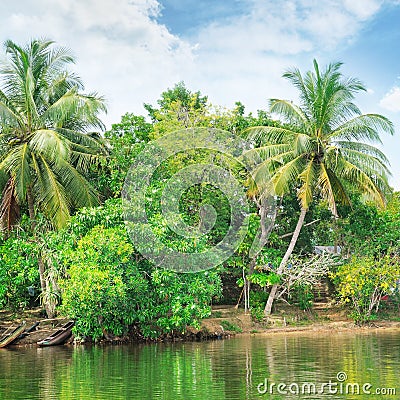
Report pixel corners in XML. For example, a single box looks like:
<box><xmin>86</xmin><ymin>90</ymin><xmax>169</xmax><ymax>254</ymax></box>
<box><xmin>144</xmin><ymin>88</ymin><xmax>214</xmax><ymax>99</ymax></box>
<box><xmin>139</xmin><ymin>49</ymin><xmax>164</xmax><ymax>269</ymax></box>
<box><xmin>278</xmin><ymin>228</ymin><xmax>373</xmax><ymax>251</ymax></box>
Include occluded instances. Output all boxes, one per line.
<box><xmin>0</xmin><ymin>329</ymin><xmax>399</xmax><ymax>399</ymax></box>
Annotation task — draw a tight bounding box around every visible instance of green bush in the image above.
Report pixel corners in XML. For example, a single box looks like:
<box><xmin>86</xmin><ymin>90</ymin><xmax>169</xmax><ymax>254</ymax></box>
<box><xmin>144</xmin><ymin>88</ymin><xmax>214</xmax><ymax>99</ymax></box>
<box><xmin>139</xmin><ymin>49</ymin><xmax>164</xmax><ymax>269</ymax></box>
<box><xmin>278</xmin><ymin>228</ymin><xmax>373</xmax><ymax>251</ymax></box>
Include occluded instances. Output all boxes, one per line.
<box><xmin>220</xmin><ymin>320</ymin><xmax>242</xmax><ymax>333</ymax></box>
<box><xmin>249</xmin><ymin>291</ymin><xmax>269</xmax><ymax>321</ymax></box>
<box><xmin>60</xmin><ymin>226</ymin><xmax>148</xmax><ymax>340</ymax></box>
<box><xmin>332</xmin><ymin>255</ymin><xmax>400</xmax><ymax>323</ymax></box>
<box><xmin>0</xmin><ymin>234</ymin><xmax>39</xmax><ymax>309</ymax></box>
<box><xmin>289</xmin><ymin>283</ymin><xmax>314</xmax><ymax>311</ymax></box>
<box><xmin>143</xmin><ymin>267</ymin><xmax>222</xmax><ymax>338</ymax></box>
<box><xmin>60</xmin><ymin>224</ymin><xmax>222</xmax><ymax>340</ymax></box>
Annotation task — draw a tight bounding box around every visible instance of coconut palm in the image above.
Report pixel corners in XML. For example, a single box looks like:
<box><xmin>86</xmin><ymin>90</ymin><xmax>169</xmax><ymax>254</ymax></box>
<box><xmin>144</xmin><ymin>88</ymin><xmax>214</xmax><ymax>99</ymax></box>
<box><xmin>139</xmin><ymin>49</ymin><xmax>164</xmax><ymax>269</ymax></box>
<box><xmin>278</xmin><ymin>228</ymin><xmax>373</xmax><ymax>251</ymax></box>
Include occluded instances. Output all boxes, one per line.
<box><xmin>0</xmin><ymin>39</ymin><xmax>107</xmax><ymax>317</ymax></box>
<box><xmin>246</xmin><ymin>60</ymin><xmax>394</xmax><ymax>315</ymax></box>
<box><xmin>0</xmin><ymin>39</ymin><xmax>107</xmax><ymax>230</ymax></box>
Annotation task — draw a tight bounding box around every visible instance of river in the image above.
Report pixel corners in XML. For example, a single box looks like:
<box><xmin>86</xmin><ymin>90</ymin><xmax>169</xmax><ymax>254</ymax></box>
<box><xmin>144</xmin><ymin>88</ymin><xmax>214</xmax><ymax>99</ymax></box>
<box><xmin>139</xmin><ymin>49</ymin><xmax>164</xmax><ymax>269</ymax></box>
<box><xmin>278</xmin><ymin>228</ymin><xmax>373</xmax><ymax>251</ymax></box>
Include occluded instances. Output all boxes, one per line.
<box><xmin>1</xmin><ymin>329</ymin><xmax>399</xmax><ymax>399</ymax></box>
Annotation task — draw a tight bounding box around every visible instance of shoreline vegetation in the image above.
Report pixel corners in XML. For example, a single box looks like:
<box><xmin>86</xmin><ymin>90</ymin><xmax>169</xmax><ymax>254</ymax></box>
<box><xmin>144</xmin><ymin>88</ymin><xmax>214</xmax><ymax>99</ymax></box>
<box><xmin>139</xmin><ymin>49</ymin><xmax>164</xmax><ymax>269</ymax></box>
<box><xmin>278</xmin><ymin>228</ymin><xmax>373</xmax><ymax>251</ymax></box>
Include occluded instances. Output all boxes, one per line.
<box><xmin>0</xmin><ymin>39</ymin><xmax>399</xmax><ymax>344</ymax></box>
<box><xmin>2</xmin><ymin>303</ymin><xmax>400</xmax><ymax>347</ymax></box>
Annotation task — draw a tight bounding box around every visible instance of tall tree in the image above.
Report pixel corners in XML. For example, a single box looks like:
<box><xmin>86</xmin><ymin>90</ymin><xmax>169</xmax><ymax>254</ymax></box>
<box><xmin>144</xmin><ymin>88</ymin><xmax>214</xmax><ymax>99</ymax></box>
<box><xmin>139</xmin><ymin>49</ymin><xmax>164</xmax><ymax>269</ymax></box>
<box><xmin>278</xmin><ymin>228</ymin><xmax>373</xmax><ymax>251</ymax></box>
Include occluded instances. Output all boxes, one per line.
<box><xmin>0</xmin><ymin>39</ymin><xmax>107</xmax><ymax>230</ymax></box>
<box><xmin>0</xmin><ymin>39</ymin><xmax>106</xmax><ymax>316</ymax></box>
<box><xmin>246</xmin><ymin>60</ymin><xmax>394</xmax><ymax>315</ymax></box>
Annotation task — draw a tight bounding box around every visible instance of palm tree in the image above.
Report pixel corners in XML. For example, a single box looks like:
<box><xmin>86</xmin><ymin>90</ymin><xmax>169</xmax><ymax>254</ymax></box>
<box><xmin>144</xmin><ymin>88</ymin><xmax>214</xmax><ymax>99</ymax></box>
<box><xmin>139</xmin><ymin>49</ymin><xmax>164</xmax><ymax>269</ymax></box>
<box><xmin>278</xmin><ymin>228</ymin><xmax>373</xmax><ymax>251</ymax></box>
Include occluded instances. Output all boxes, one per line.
<box><xmin>0</xmin><ymin>39</ymin><xmax>106</xmax><ymax>230</ymax></box>
<box><xmin>0</xmin><ymin>39</ymin><xmax>107</xmax><ymax>316</ymax></box>
<box><xmin>246</xmin><ymin>60</ymin><xmax>394</xmax><ymax>315</ymax></box>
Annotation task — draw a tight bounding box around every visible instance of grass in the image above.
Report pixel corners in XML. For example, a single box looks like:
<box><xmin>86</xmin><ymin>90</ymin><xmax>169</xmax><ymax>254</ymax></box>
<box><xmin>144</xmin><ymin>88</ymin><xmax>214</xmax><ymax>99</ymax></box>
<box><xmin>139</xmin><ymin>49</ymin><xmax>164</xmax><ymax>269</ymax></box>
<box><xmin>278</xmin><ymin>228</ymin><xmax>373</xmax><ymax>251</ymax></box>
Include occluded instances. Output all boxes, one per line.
<box><xmin>220</xmin><ymin>320</ymin><xmax>242</xmax><ymax>333</ymax></box>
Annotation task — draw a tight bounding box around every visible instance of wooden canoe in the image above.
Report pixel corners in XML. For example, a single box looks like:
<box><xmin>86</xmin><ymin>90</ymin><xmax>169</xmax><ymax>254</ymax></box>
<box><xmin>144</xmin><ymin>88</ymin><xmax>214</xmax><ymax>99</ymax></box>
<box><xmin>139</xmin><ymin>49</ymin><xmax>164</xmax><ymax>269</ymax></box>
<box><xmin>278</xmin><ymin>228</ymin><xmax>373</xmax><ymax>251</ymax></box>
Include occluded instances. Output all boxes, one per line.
<box><xmin>0</xmin><ymin>321</ymin><xmax>27</xmax><ymax>348</ymax></box>
<box><xmin>17</xmin><ymin>321</ymin><xmax>40</xmax><ymax>340</ymax></box>
<box><xmin>37</xmin><ymin>321</ymin><xmax>74</xmax><ymax>346</ymax></box>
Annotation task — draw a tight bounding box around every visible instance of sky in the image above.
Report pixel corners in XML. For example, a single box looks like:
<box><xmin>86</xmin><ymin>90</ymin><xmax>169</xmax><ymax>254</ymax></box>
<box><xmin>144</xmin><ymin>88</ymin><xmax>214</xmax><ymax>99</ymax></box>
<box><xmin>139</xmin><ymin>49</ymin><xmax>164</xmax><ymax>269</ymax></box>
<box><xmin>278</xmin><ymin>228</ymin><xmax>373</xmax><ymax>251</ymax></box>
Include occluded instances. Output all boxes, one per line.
<box><xmin>0</xmin><ymin>0</ymin><xmax>399</xmax><ymax>188</ymax></box>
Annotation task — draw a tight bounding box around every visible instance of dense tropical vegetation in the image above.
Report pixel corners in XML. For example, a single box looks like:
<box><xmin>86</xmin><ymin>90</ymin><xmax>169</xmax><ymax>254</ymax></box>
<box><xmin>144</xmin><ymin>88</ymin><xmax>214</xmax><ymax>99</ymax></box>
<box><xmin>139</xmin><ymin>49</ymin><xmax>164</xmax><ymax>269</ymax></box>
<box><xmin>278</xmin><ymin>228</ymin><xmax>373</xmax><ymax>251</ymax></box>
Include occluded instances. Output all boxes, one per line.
<box><xmin>0</xmin><ymin>39</ymin><xmax>399</xmax><ymax>340</ymax></box>
<box><xmin>245</xmin><ymin>60</ymin><xmax>394</xmax><ymax>314</ymax></box>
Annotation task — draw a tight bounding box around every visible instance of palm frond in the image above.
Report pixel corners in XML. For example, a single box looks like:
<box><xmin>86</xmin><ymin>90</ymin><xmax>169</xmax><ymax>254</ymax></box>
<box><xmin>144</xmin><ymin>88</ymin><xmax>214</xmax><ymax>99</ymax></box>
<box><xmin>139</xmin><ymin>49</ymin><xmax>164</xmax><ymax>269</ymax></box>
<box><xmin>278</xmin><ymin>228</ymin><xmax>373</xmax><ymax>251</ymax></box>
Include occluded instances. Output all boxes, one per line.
<box><xmin>333</xmin><ymin>141</ymin><xmax>390</xmax><ymax>164</ymax></box>
<box><xmin>298</xmin><ymin>159</ymin><xmax>318</xmax><ymax>210</ymax></box>
<box><xmin>245</xmin><ymin>125</ymin><xmax>299</xmax><ymax>145</ymax></box>
<box><xmin>331</xmin><ymin>147</ymin><xmax>391</xmax><ymax>178</ymax></box>
<box><xmin>318</xmin><ymin>164</ymin><xmax>339</xmax><ymax>216</ymax></box>
<box><xmin>35</xmin><ymin>154</ymin><xmax>70</xmax><ymax>229</ymax></box>
<box><xmin>271</xmin><ymin>154</ymin><xmax>306</xmax><ymax>196</ymax></box>
<box><xmin>0</xmin><ymin>143</ymin><xmax>31</xmax><ymax>202</ymax></box>
<box><xmin>70</xmin><ymin>150</ymin><xmax>105</xmax><ymax>173</ymax></box>
<box><xmin>43</xmin><ymin>90</ymin><xmax>106</xmax><ymax>131</ymax></box>
<box><xmin>57</xmin><ymin>127</ymin><xmax>107</xmax><ymax>152</ymax></box>
<box><xmin>293</xmin><ymin>133</ymin><xmax>315</xmax><ymax>155</ymax></box>
<box><xmin>29</xmin><ymin>129</ymin><xmax>70</xmax><ymax>163</ymax></box>
<box><xmin>55</xmin><ymin>158</ymin><xmax>99</xmax><ymax>208</ymax></box>
<box><xmin>243</xmin><ymin>143</ymin><xmax>292</xmax><ymax>167</ymax></box>
<box><xmin>269</xmin><ymin>99</ymin><xmax>309</xmax><ymax>130</ymax></box>
<box><xmin>329</xmin><ymin>114</ymin><xmax>394</xmax><ymax>143</ymax></box>
<box><xmin>339</xmin><ymin>159</ymin><xmax>387</xmax><ymax>207</ymax></box>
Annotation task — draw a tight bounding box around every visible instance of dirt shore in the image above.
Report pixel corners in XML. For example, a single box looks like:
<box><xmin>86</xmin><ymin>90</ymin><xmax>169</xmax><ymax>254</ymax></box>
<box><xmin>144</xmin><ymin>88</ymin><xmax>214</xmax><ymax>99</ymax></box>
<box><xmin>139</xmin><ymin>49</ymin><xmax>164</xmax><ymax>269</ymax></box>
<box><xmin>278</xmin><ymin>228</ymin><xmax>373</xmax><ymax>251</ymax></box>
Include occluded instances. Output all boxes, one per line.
<box><xmin>1</xmin><ymin>305</ymin><xmax>400</xmax><ymax>347</ymax></box>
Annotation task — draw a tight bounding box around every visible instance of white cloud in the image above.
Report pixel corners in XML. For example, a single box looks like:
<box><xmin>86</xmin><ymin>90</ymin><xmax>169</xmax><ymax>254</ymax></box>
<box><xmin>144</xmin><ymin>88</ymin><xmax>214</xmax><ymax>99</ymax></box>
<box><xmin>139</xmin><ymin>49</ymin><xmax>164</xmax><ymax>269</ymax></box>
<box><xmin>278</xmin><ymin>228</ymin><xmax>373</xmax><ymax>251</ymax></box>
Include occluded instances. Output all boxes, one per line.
<box><xmin>0</xmin><ymin>0</ymin><xmax>398</xmax><ymax>188</ymax></box>
<box><xmin>182</xmin><ymin>0</ymin><xmax>389</xmax><ymax>112</ymax></box>
<box><xmin>0</xmin><ymin>0</ymin><xmax>194</xmax><ymax>126</ymax></box>
<box><xmin>343</xmin><ymin>0</ymin><xmax>383</xmax><ymax>20</ymax></box>
<box><xmin>0</xmin><ymin>0</ymin><xmax>393</xmax><ymax>127</ymax></box>
<box><xmin>380</xmin><ymin>86</ymin><xmax>400</xmax><ymax>112</ymax></box>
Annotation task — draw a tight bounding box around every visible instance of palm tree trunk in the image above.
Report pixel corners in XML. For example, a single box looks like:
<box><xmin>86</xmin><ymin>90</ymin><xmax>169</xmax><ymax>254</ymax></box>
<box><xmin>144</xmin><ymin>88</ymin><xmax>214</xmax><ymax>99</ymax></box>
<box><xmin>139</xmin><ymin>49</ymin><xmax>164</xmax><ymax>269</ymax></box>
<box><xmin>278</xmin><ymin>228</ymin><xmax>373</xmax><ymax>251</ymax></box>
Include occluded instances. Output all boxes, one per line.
<box><xmin>264</xmin><ymin>207</ymin><xmax>307</xmax><ymax>315</ymax></box>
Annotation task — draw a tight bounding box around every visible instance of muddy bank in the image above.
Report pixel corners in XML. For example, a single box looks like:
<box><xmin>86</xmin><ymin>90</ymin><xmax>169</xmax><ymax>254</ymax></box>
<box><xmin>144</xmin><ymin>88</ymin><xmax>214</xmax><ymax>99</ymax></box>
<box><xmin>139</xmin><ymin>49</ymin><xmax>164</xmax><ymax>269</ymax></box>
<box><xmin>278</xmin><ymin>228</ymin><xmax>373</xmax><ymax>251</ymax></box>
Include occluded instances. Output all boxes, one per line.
<box><xmin>1</xmin><ymin>305</ymin><xmax>400</xmax><ymax>347</ymax></box>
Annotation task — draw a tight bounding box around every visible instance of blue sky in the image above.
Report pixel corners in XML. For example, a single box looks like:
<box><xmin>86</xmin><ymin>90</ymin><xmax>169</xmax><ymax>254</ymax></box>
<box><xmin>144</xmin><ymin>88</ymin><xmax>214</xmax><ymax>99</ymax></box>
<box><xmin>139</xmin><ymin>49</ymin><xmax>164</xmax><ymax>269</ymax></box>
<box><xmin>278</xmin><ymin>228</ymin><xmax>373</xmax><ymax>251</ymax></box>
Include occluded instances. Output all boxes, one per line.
<box><xmin>0</xmin><ymin>0</ymin><xmax>399</xmax><ymax>188</ymax></box>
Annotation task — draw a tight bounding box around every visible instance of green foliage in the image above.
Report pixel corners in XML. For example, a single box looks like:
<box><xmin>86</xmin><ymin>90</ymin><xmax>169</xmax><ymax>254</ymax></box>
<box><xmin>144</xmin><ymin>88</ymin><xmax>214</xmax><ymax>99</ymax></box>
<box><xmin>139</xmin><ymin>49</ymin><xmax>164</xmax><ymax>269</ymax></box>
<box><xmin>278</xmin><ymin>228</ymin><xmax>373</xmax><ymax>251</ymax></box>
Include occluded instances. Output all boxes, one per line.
<box><xmin>143</xmin><ymin>268</ymin><xmax>222</xmax><ymax>338</ymax></box>
<box><xmin>220</xmin><ymin>320</ymin><xmax>242</xmax><ymax>333</ymax></box>
<box><xmin>249</xmin><ymin>291</ymin><xmax>269</xmax><ymax>321</ymax></box>
<box><xmin>248</xmin><ymin>271</ymin><xmax>281</xmax><ymax>287</ymax></box>
<box><xmin>58</xmin><ymin>210</ymin><xmax>222</xmax><ymax>340</ymax></box>
<box><xmin>0</xmin><ymin>38</ymin><xmax>107</xmax><ymax>229</ymax></box>
<box><xmin>60</xmin><ymin>226</ymin><xmax>148</xmax><ymax>340</ymax></box>
<box><xmin>288</xmin><ymin>283</ymin><xmax>314</xmax><ymax>310</ymax></box>
<box><xmin>66</xmin><ymin>198</ymin><xmax>124</xmax><ymax>238</ymax></box>
<box><xmin>339</xmin><ymin>193</ymin><xmax>400</xmax><ymax>257</ymax></box>
<box><xmin>333</xmin><ymin>255</ymin><xmax>400</xmax><ymax>323</ymax></box>
<box><xmin>103</xmin><ymin>113</ymin><xmax>153</xmax><ymax>196</ymax></box>
<box><xmin>0</xmin><ymin>232</ymin><xmax>39</xmax><ymax>309</ymax></box>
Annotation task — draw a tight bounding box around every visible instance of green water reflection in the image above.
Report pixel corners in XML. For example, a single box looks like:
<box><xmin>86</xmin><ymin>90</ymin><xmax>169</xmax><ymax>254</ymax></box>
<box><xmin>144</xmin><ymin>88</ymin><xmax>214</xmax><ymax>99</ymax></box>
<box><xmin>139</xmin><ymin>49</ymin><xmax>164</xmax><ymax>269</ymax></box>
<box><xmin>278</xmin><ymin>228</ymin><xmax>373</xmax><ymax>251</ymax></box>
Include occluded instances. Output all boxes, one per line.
<box><xmin>0</xmin><ymin>329</ymin><xmax>399</xmax><ymax>399</ymax></box>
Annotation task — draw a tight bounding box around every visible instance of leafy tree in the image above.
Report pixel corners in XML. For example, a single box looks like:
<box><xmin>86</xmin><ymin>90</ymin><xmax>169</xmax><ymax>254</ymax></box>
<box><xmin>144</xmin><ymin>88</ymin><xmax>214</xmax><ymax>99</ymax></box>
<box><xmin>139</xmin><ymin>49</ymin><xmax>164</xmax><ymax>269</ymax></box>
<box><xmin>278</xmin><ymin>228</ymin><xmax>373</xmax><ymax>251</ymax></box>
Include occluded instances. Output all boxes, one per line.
<box><xmin>144</xmin><ymin>81</ymin><xmax>208</xmax><ymax>126</ymax></box>
<box><xmin>246</xmin><ymin>60</ymin><xmax>394</xmax><ymax>315</ymax></box>
<box><xmin>102</xmin><ymin>113</ymin><xmax>153</xmax><ymax>197</ymax></box>
<box><xmin>60</xmin><ymin>226</ymin><xmax>149</xmax><ymax>340</ymax></box>
<box><xmin>58</xmin><ymin>203</ymin><xmax>222</xmax><ymax>340</ymax></box>
<box><xmin>339</xmin><ymin>192</ymin><xmax>400</xmax><ymax>257</ymax></box>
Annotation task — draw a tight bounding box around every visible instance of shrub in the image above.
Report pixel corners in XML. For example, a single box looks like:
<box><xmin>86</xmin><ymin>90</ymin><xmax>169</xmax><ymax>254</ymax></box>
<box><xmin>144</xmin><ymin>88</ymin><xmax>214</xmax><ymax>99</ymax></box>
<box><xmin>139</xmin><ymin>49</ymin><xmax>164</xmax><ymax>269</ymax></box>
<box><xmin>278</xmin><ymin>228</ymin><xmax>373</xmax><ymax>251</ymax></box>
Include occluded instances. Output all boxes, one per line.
<box><xmin>288</xmin><ymin>283</ymin><xmax>314</xmax><ymax>311</ymax></box>
<box><xmin>60</xmin><ymin>224</ymin><xmax>222</xmax><ymax>340</ymax></box>
<box><xmin>141</xmin><ymin>267</ymin><xmax>222</xmax><ymax>338</ymax></box>
<box><xmin>220</xmin><ymin>320</ymin><xmax>242</xmax><ymax>333</ymax></box>
<box><xmin>0</xmin><ymin>234</ymin><xmax>39</xmax><ymax>309</ymax></box>
<box><xmin>60</xmin><ymin>226</ymin><xmax>148</xmax><ymax>340</ymax></box>
<box><xmin>332</xmin><ymin>255</ymin><xmax>400</xmax><ymax>323</ymax></box>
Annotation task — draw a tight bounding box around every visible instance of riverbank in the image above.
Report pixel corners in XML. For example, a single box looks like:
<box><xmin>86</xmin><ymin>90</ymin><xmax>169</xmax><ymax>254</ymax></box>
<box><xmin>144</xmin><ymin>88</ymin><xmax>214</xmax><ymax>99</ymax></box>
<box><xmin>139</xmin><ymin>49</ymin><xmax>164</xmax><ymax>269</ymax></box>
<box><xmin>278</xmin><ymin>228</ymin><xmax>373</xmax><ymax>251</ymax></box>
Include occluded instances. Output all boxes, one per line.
<box><xmin>1</xmin><ymin>303</ymin><xmax>400</xmax><ymax>346</ymax></box>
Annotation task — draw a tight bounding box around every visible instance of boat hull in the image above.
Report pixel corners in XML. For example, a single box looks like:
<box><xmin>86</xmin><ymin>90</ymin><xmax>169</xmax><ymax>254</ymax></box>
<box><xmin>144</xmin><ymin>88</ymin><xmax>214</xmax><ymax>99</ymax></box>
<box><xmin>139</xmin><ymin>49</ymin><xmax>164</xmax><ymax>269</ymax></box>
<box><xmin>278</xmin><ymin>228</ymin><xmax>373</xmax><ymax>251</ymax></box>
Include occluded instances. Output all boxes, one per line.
<box><xmin>0</xmin><ymin>322</ymin><xmax>27</xmax><ymax>348</ymax></box>
<box><xmin>37</xmin><ymin>321</ymin><xmax>74</xmax><ymax>346</ymax></box>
